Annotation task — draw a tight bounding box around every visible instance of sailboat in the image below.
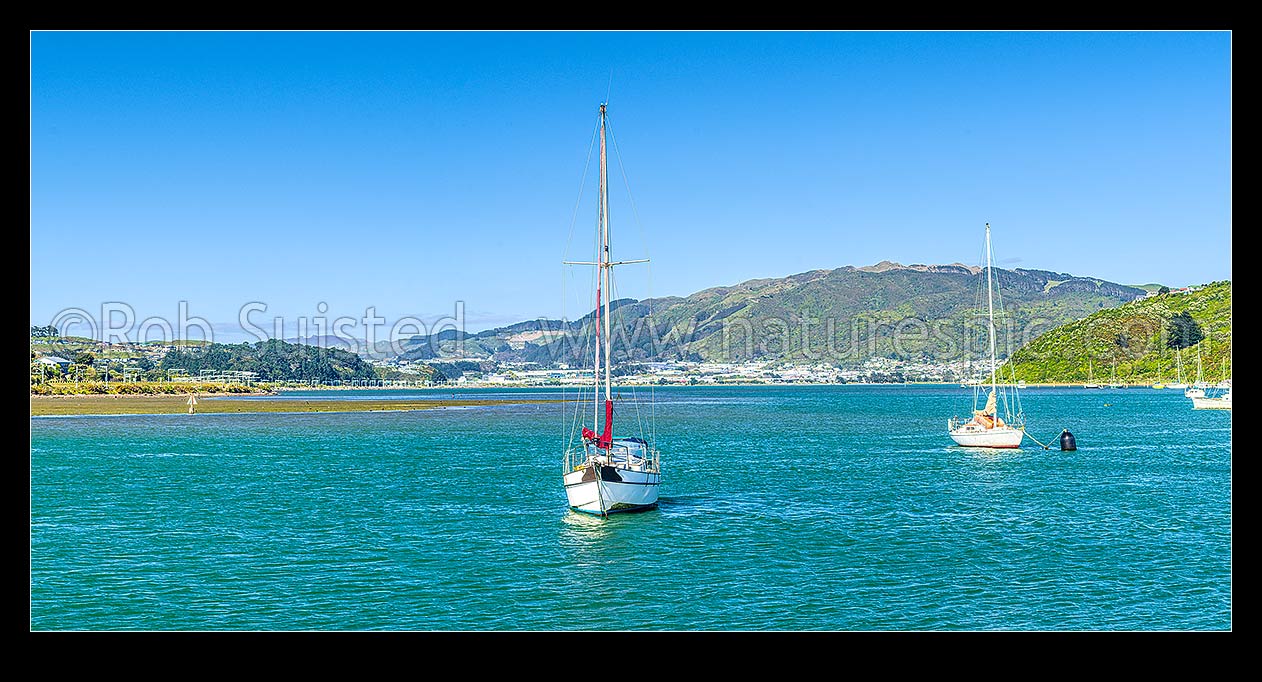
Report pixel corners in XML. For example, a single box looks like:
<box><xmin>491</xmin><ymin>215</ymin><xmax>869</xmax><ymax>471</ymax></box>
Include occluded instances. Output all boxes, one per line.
<box><xmin>1084</xmin><ymin>356</ymin><xmax>1102</xmax><ymax>389</ymax></box>
<box><xmin>561</xmin><ymin>102</ymin><xmax>661</xmax><ymax>516</ymax></box>
<box><xmin>1185</xmin><ymin>344</ymin><xmax>1207</xmax><ymax>398</ymax></box>
<box><xmin>1215</xmin><ymin>358</ymin><xmax>1231</xmax><ymax>389</ymax></box>
<box><xmin>959</xmin><ymin>355</ymin><xmax>978</xmax><ymax>387</ymax></box>
<box><xmin>948</xmin><ymin>223</ymin><xmax>1026</xmax><ymax>448</ymax></box>
<box><xmin>1192</xmin><ymin>387</ymin><xmax>1232</xmax><ymax>410</ymax></box>
<box><xmin>1192</xmin><ymin>358</ymin><xmax>1232</xmax><ymax>409</ymax></box>
<box><xmin>1192</xmin><ymin>344</ymin><xmax>1211</xmax><ymax>388</ymax></box>
<box><xmin>1168</xmin><ymin>347</ymin><xmax>1188</xmax><ymax>389</ymax></box>
<box><xmin>1107</xmin><ymin>359</ymin><xmax>1126</xmax><ymax>389</ymax></box>
<box><xmin>1192</xmin><ymin>356</ymin><xmax>1231</xmax><ymax>409</ymax></box>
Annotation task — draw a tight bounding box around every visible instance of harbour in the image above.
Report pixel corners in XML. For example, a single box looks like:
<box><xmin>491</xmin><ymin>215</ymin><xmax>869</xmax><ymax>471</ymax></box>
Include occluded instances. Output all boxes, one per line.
<box><xmin>31</xmin><ymin>385</ymin><xmax>1230</xmax><ymax>630</ymax></box>
<box><xmin>30</xmin><ymin>30</ymin><xmax>1231</xmax><ymax>633</ymax></box>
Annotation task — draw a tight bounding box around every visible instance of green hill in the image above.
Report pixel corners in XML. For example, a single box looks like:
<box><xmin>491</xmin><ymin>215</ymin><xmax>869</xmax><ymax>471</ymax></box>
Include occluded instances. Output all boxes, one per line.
<box><xmin>1003</xmin><ymin>281</ymin><xmax>1231</xmax><ymax>384</ymax></box>
<box><xmin>399</xmin><ymin>262</ymin><xmax>1146</xmax><ymax>367</ymax></box>
<box><xmin>161</xmin><ymin>339</ymin><xmax>378</xmax><ymax>383</ymax></box>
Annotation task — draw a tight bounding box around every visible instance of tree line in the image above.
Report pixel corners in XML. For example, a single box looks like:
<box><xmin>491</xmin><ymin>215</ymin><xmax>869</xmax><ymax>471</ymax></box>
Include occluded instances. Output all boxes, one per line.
<box><xmin>161</xmin><ymin>339</ymin><xmax>377</xmax><ymax>382</ymax></box>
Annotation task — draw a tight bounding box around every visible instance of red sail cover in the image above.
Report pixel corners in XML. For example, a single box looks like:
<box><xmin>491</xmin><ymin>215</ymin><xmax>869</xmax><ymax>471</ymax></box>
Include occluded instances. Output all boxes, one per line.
<box><xmin>598</xmin><ymin>399</ymin><xmax>613</xmax><ymax>449</ymax></box>
<box><xmin>581</xmin><ymin>426</ymin><xmax>596</xmax><ymax>442</ymax></box>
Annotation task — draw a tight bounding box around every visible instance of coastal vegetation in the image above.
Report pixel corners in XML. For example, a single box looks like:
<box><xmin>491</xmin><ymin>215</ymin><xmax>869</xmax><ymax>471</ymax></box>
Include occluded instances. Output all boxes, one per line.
<box><xmin>1003</xmin><ymin>281</ymin><xmax>1231</xmax><ymax>384</ymax></box>
<box><xmin>31</xmin><ymin>337</ymin><xmax>433</xmax><ymax>394</ymax></box>
<box><xmin>31</xmin><ymin>381</ymin><xmax>273</xmax><ymax>396</ymax></box>
<box><xmin>160</xmin><ymin>339</ymin><xmax>377</xmax><ymax>382</ymax></box>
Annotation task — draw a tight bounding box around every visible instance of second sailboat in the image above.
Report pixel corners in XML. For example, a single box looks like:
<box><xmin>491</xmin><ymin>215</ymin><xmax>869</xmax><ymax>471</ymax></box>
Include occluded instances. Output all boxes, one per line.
<box><xmin>948</xmin><ymin>223</ymin><xmax>1027</xmax><ymax>448</ymax></box>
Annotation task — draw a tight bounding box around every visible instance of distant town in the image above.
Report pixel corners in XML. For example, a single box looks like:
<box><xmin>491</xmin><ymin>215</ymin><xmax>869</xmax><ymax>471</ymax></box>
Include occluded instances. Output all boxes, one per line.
<box><xmin>381</xmin><ymin>356</ymin><xmax>973</xmax><ymax>387</ymax></box>
<box><xmin>31</xmin><ymin>334</ymin><xmax>986</xmax><ymax>389</ymax></box>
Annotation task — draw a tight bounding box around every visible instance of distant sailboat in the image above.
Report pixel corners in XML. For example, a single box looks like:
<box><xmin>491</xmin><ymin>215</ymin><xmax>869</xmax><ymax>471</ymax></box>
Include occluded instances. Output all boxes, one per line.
<box><xmin>1168</xmin><ymin>347</ymin><xmax>1189</xmax><ymax>390</ymax></box>
<box><xmin>1107</xmin><ymin>359</ymin><xmax>1126</xmax><ymax>389</ymax></box>
<box><xmin>1215</xmin><ymin>358</ymin><xmax>1231</xmax><ymax>389</ymax></box>
<box><xmin>958</xmin><ymin>355</ymin><xmax>977</xmax><ymax>387</ymax></box>
<box><xmin>1192</xmin><ymin>388</ymin><xmax>1232</xmax><ymax>410</ymax></box>
<box><xmin>1191</xmin><ymin>348</ymin><xmax>1231</xmax><ymax>409</ymax></box>
<box><xmin>1192</xmin><ymin>343</ymin><xmax>1211</xmax><ymax>389</ymax></box>
<box><xmin>1185</xmin><ymin>344</ymin><xmax>1207</xmax><ymax>398</ymax></box>
<box><xmin>947</xmin><ymin>223</ymin><xmax>1026</xmax><ymax>448</ymax></box>
<box><xmin>1192</xmin><ymin>364</ymin><xmax>1231</xmax><ymax>410</ymax></box>
<box><xmin>1084</xmin><ymin>356</ymin><xmax>1102</xmax><ymax>389</ymax></box>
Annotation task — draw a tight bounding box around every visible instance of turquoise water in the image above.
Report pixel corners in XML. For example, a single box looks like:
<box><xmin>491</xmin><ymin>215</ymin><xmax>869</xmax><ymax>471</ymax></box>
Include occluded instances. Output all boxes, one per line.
<box><xmin>30</xmin><ymin>386</ymin><xmax>1231</xmax><ymax>630</ymax></box>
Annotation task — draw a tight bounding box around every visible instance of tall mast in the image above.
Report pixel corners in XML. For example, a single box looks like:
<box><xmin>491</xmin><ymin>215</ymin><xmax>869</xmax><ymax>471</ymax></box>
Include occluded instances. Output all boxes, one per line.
<box><xmin>1196</xmin><ymin>343</ymin><xmax>1203</xmax><ymax>383</ymax></box>
<box><xmin>590</xmin><ymin>107</ymin><xmax>606</xmax><ymax>431</ymax></box>
<box><xmin>600</xmin><ymin>103</ymin><xmax>612</xmax><ymax>403</ymax></box>
<box><xmin>985</xmin><ymin>223</ymin><xmax>997</xmax><ymax>410</ymax></box>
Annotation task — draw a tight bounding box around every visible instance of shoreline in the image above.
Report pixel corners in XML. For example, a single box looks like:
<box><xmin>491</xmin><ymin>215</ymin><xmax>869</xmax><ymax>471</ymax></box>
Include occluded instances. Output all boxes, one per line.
<box><xmin>30</xmin><ymin>394</ymin><xmax>561</xmax><ymax>417</ymax></box>
<box><xmin>31</xmin><ymin>382</ymin><xmax>1173</xmax><ymax>416</ymax></box>
<box><xmin>275</xmin><ymin>381</ymin><xmax>1163</xmax><ymax>390</ymax></box>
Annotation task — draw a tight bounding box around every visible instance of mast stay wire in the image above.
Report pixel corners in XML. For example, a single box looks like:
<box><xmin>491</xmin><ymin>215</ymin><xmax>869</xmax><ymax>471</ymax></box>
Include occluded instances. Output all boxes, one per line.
<box><xmin>989</xmin><ymin>234</ymin><xmax>1022</xmax><ymax>422</ymax></box>
<box><xmin>607</xmin><ymin>115</ymin><xmax>658</xmax><ymax>452</ymax></box>
<box><xmin>971</xmin><ymin>235</ymin><xmax>987</xmax><ymax>413</ymax></box>
<box><xmin>608</xmin><ymin>272</ymin><xmax>648</xmax><ymax>445</ymax></box>
<box><xmin>563</xmin><ymin>114</ymin><xmax>601</xmax><ymax>451</ymax></box>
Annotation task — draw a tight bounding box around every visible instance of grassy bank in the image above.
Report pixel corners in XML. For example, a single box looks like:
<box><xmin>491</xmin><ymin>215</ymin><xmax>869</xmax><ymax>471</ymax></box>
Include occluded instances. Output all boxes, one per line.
<box><xmin>30</xmin><ymin>394</ymin><xmax>559</xmax><ymax>416</ymax></box>
<box><xmin>31</xmin><ymin>381</ymin><xmax>275</xmax><ymax>396</ymax></box>
<box><xmin>1005</xmin><ymin>281</ymin><xmax>1231</xmax><ymax>384</ymax></box>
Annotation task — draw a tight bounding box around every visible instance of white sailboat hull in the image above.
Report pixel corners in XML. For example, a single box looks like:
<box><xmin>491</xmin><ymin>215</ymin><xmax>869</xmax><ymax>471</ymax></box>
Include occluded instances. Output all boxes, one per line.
<box><xmin>948</xmin><ymin>424</ymin><xmax>1025</xmax><ymax>448</ymax></box>
<box><xmin>563</xmin><ymin>467</ymin><xmax>661</xmax><ymax>515</ymax></box>
<box><xmin>1192</xmin><ymin>395</ymin><xmax>1232</xmax><ymax>410</ymax></box>
<box><xmin>1184</xmin><ymin>388</ymin><xmax>1206</xmax><ymax>398</ymax></box>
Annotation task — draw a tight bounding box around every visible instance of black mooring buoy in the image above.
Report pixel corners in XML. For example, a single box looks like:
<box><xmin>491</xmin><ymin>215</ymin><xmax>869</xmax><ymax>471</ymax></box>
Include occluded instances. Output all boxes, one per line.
<box><xmin>1060</xmin><ymin>429</ymin><xmax>1077</xmax><ymax>451</ymax></box>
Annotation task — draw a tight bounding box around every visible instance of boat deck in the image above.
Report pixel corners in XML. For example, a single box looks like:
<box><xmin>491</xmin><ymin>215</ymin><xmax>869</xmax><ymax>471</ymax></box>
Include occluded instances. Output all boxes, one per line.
<box><xmin>566</xmin><ymin>438</ymin><xmax>660</xmax><ymax>474</ymax></box>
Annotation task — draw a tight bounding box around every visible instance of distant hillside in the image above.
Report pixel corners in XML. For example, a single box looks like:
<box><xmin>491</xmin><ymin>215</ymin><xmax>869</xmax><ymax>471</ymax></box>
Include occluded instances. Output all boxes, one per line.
<box><xmin>399</xmin><ymin>262</ymin><xmax>1146</xmax><ymax>367</ymax></box>
<box><xmin>1004</xmin><ymin>281</ymin><xmax>1231</xmax><ymax>384</ymax></box>
<box><xmin>285</xmin><ymin>335</ymin><xmax>358</xmax><ymax>351</ymax></box>
<box><xmin>161</xmin><ymin>339</ymin><xmax>378</xmax><ymax>382</ymax></box>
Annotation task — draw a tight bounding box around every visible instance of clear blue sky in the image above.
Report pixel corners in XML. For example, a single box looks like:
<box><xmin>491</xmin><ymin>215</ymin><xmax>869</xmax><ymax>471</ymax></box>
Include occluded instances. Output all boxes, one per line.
<box><xmin>31</xmin><ymin>31</ymin><xmax>1231</xmax><ymax>342</ymax></box>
